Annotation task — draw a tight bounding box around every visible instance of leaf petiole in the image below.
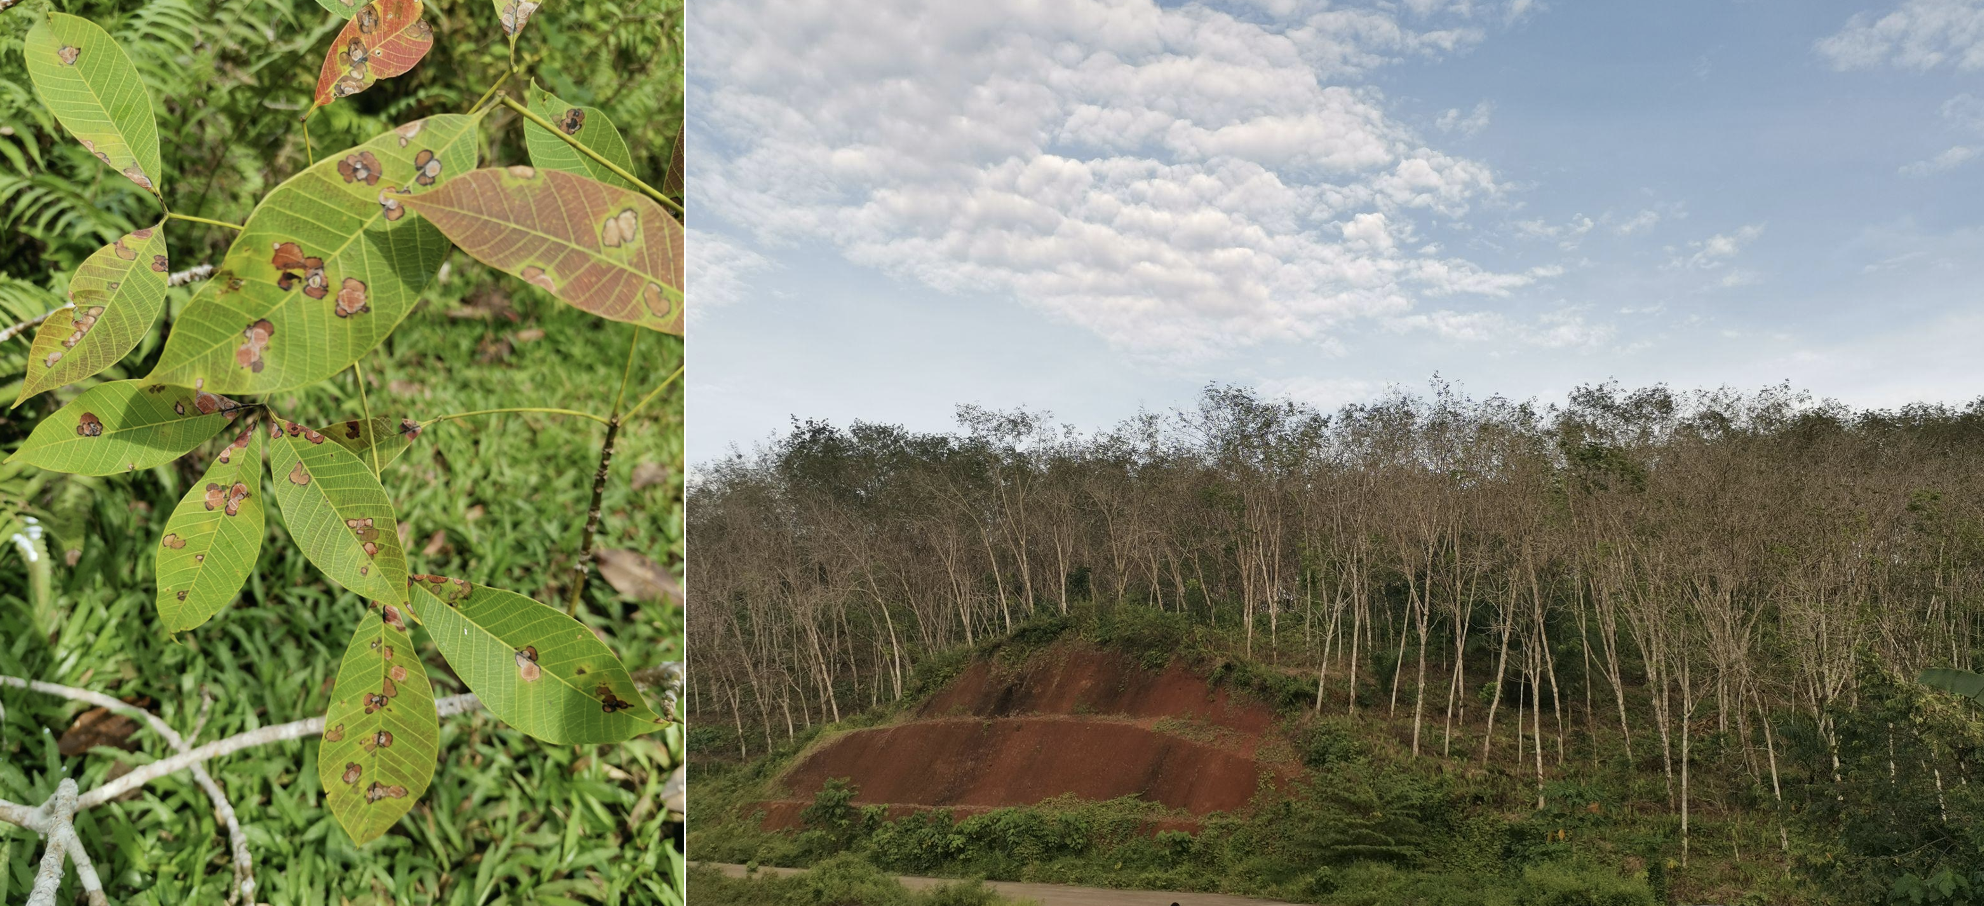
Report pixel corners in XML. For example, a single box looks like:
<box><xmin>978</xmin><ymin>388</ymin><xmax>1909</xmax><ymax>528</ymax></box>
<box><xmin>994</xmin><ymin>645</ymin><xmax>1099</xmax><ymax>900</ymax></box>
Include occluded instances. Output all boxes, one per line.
<box><xmin>622</xmin><ymin>365</ymin><xmax>684</xmax><ymax>421</ymax></box>
<box><xmin>422</xmin><ymin>407</ymin><xmax>610</xmax><ymax>427</ymax></box>
<box><xmin>497</xmin><ymin>95</ymin><xmax>682</xmax><ymax>214</ymax></box>
<box><xmin>467</xmin><ymin>67</ymin><xmax>515</xmax><ymax>115</ymax></box>
<box><xmin>165</xmin><ymin>212</ymin><xmax>245</xmax><ymax>232</ymax></box>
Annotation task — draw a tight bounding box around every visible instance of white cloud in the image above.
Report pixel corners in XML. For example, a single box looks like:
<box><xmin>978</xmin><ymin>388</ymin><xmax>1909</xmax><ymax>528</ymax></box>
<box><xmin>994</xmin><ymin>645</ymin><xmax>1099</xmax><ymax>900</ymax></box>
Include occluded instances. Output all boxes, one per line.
<box><xmin>1900</xmin><ymin>93</ymin><xmax>1984</xmax><ymax>175</ymax></box>
<box><xmin>690</xmin><ymin>0</ymin><xmax>1542</xmax><ymax>357</ymax></box>
<box><xmin>1816</xmin><ymin>0</ymin><xmax>1984</xmax><ymax>71</ymax></box>
<box><xmin>1435</xmin><ymin>101</ymin><xmax>1493</xmax><ymax>136</ymax></box>
<box><xmin>1672</xmin><ymin>224</ymin><xmax>1766</xmax><ymax>270</ymax></box>
<box><xmin>1254</xmin><ymin>375</ymin><xmax>1382</xmax><ymax>411</ymax></box>
<box><xmin>1510</xmin><ymin>213</ymin><xmax>1593</xmax><ymax>249</ymax></box>
<box><xmin>1385</xmin><ymin>305</ymin><xmax>1611</xmax><ymax>348</ymax></box>
<box><xmin>1610</xmin><ymin>209</ymin><xmax>1662</xmax><ymax>236</ymax></box>
<box><xmin>1901</xmin><ymin>145</ymin><xmax>1981</xmax><ymax>175</ymax></box>
<box><xmin>687</xmin><ymin>229</ymin><xmax>773</xmax><ymax>314</ymax></box>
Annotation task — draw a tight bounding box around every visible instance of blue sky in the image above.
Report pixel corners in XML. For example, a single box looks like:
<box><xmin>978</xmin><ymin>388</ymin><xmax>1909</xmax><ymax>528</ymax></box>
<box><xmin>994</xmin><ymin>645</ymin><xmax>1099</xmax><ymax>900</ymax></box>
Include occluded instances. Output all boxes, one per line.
<box><xmin>686</xmin><ymin>0</ymin><xmax>1984</xmax><ymax>463</ymax></box>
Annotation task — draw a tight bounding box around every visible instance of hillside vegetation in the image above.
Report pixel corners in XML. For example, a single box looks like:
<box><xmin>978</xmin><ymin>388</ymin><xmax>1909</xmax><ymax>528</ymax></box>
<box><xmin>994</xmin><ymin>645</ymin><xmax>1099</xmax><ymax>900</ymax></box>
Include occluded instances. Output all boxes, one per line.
<box><xmin>689</xmin><ymin>383</ymin><xmax>1984</xmax><ymax>905</ymax></box>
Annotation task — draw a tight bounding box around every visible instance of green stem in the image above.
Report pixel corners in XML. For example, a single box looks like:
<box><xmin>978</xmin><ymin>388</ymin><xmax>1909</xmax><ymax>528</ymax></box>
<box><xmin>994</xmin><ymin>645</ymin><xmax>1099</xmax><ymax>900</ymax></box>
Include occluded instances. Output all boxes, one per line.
<box><xmin>467</xmin><ymin>67</ymin><xmax>515</xmax><ymax>115</ymax></box>
<box><xmin>613</xmin><ymin>327</ymin><xmax>640</xmax><ymax>414</ymax></box>
<box><xmin>623</xmin><ymin>365</ymin><xmax>684</xmax><ymax>421</ymax></box>
<box><xmin>497</xmin><ymin>96</ymin><xmax>682</xmax><ymax>214</ymax></box>
<box><xmin>353</xmin><ymin>362</ymin><xmax>380</xmax><ymax>478</ymax></box>
<box><xmin>166</xmin><ymin>212</ymin><xmax>245</xmax><ymax>232</ymax></box>
<box><xmin>301</xmin><ymin>112</ymin><xmax>315</xmax><ymax>166</ymax></box>
<box><xmin>423</xmin><ymin>407</ymin><xmax>610</xmax><ymax>427</ymax></box>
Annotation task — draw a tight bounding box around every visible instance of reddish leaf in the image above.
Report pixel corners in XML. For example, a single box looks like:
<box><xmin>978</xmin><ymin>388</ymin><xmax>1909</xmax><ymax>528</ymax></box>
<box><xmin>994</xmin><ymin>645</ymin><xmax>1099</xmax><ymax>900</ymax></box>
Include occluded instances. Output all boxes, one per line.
<box><xmin>403</xmin><ymin>167</ymin><xmax>682</xmax><ymax>334</ymax></box>
<box><xmin>312</xmin><ymin>0</ymin><xmax>434</xmax><ymax>109</ymax></box>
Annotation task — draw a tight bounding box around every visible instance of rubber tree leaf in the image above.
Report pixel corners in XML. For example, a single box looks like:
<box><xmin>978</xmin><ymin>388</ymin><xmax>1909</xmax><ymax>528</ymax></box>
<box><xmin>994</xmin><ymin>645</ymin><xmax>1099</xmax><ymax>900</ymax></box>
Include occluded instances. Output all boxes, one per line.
<box><xmin>403</xmin><ymin>167</ymin><xmax>682</xmax><ymax>334</ymax></box>
<box><xmin>319</xmin><ymin>606</ymin><xmax>438</xmax><ymax>845</ymax></box>
<box><xmin>313</xmin><ymin>0</ymin><xmax>365</xmax><ymax>20</ymax></box>
<box><xmin>16</xmin><ymin>224</ymin><xmax>169</xmax><ymax>406</ymax></box>
<box><xmin>312</xmin><ymin>0</ymin><xmax>435</xmax><ymax>109</ymax></box>
<box><xmin>23</xmin><ymin>12</ymin><xmax>162</xmax><ymax>197</ymax></box>
<box><xmin>154</xmin><ymin>426</ymin><xmax>262</xmax><ymax>632</ymax></box>
<box><xmin>495</xmin><ymin>0</ymin><xmax>544</xmax><ymax>44</ymax></box>
<box><xmin>524</xmin><ymin>81</ymin><xmax>636</xmax><ymax>192</ymax></box>
<box><xmin>323</xmin><ymin>416</ymin><xmax>424</xmax><ymax>470</ymax></box>
<box><xmin>1921</xmin><ymin>668</ymin><xmax>1984</xmax><ymax>703</ymax></box>
<box><xmin>267</xmin><ymin>418</ymin><xmax>409</xmax><ymax>604</ymax></box>
<box><xmin>662</xmin><ymin>129</ymin><xmax>683</xmax><ymax>198</ymax></box>
<box><xmin>7</xmin><ymin>381</ymin><xmax>243</xmax><ymax>476</ymax></box>
<box><xmin>408</xmin><ymin>576</ymin><xmax>663</xmax><ymax>743</ymax></box>
<box><xmin>148</xmin><ymin>115</ymin><xmax>478</xmax><ymax>394</ymax></box>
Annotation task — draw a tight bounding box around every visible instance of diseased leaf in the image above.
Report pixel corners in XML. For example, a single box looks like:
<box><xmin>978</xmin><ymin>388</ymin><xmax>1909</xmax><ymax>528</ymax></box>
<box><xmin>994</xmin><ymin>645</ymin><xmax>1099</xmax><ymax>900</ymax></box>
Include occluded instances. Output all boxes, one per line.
<box><xmin>147</xmin><ymin>115</ymin><xmax>478</xmax><ymax>394</ymax></box>
<box><xmin>403</xmin><ymin>168</ymin><xmax>681</xmax><ymax>334</ymax></box>
<box><xmin>662</xmin><ymin>129</ymin><xmax>683</xmax><ymax>198</ymax></box>
<box><xmin>594</xmin><ymin>549</ymin><xmax>679</xmax><ymax>604</ymax></box>
<box><xmin>319</xmin><ymin>607</ymin><xmax>438</xmax><ymax>845</ymax></box>
<box><xmin>23</xmin><ymin>13</ymin><xmax>162</xmax><ymax>196</ymax></box>
<box><xmin>494</xmin><ymin>0</ymin><xmax>543</xmax><ymax>42</ymax></box>
<box><xmin>267</xmin><ymin>418</ymin><xmax>409</xmax><ymax>604</ymax></box>
<box><xmin>7</xmin><ymin>381</ymin><xmax>243</xmax><ymax>476</ymax></box>
<box><xmin>312</xmin><ymin>0</ymin><xmax>435</xmax><ymax>109</ymax></box>
<box><xmin>16</xmin><ymin>224</ymin><xmax>169</xmax><ymax>406</ymax></box>
<box><xmin>408</xmin><ymin>576</ymin><xmax>663</xmax><ymax>743</ymax></box>
<box><xmin>155</xmin><ymin>426</ymin><xmax>262</xmax><ymax>632</ymax></box>
<box><xmin>524</xmin><ymin>81</ymin><xmax>636</xmax><ymax>192</ymax></box>
<box><xmin>323</xmin><ymin>416</ymin><xmax>424</xmax><ymax>470</ymax></box>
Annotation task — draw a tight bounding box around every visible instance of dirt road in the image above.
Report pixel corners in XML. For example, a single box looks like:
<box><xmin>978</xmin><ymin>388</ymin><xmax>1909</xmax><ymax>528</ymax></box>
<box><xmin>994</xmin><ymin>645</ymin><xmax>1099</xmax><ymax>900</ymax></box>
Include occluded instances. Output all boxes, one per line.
<box><xmin>705</xmin><ymin>863</ymin><xmax>1303</xmax><ymax>906</ymax></box>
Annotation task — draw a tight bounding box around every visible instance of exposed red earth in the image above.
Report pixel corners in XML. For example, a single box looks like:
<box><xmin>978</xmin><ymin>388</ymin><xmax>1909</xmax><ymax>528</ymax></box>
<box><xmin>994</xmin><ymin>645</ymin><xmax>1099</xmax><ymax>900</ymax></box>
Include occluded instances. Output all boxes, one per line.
<box><xmin>753</xmin><ymin>645</ymin><xmax>1294</xmax><ymax>831</ymax></box>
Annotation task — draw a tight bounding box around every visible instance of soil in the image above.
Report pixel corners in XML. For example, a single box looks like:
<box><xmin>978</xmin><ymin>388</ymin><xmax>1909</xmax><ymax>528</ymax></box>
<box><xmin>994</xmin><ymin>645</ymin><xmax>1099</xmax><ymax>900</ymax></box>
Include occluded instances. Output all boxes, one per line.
<box><xmin>756</xmin><ymin>645</ymin><xmax>1292</xmax><ymax>831</ymax></box>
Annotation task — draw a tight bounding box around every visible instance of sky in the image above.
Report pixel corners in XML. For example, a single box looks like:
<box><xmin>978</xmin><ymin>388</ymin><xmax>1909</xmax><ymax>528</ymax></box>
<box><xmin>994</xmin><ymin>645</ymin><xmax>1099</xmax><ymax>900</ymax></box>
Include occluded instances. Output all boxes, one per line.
<box><xmin>685</xmin><ymin>0</ymin><xmax>1984</xmax><ymax>463</ymax></box>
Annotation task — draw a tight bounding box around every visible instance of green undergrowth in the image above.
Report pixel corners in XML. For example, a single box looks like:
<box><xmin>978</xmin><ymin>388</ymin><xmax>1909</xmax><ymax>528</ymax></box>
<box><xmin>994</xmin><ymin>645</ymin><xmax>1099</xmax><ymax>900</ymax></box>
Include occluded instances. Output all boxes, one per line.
<box><xmin>0</xmin><ymin>286</ymin><xmax>685</xmax><ymax>904</ymax></box>
<box><xmin>687</xmin><ymin>855</ymin><xmax>1022</xmax><ymax>906</ymax></box>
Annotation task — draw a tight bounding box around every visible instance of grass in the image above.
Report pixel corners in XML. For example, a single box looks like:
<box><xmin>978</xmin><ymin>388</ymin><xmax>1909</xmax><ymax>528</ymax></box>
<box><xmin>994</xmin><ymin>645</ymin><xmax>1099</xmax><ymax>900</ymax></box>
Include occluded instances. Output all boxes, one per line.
<box><xmin>0</xmin><ymin>271</ymin><xmax>685</xmax><ymax>904</ymax></box>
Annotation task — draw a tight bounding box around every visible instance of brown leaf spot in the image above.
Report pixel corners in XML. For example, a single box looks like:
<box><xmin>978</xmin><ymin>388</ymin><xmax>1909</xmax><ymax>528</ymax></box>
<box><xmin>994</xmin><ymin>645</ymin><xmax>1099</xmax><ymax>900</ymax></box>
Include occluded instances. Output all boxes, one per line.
<box><xmin>396</xmin><ymin>120</ymin><xmax>423</xmax><ymax>147</ymax></box>
<box><xmin>113</xmin><ymin>239</ymin><xmax>136</xmax><ymax>260</ymax></box>
<box><xmin>506</xmin><ymin>165</ymin><xmax>536</xmax><ymax>179</ymax></box>
<box><xmin>175</xmin><ymin>590</ymin><xmax>187</xmax><ymax>601</ymax></box>
<box><xmin>520</xmin><ymin>265</ymin><xmax>556</xmax><ymax>292</ymax></box>
<box><xmin>339</xmin><ymin>151</ymin><xmax>382</xmax><ymax>186</ymax></box>
<box><xmin>288</xmin><ymin>462</ymin><xmax>311</xmax><ymax>485</ymax></box>
<box><xmin>325</xmin><ymin>723</ymin><xmax>345</xmax><ymax>742</ymax></box>
<box><xmin>161</xmin><ymin>533</ymin><xmax>186</xmax><ymax>550</ymax></box>
<box><xmin>516</xmin><ymin>646</ymin><xmax>541</xmax><ymax>682</ymax></box>
<box><xmin>57</xmin><ymin>45</ymin><xmax>79</xmax><ymax>66</ymax></box>
<box><xmin>365</xmin><ymin>782</ymin><xmax>407</xmax><ymax>803</ymax></box>
<box><xmin>379</xmin><ymin>186</ymin><xmax>407</xmax><ymax>221</ymax></box>
<box><xmin>335</xmin><ymin>277</ymin><xmax>370</xmax><ymax>318</ymax></box>
<box><xmin>271</xmin><ymin>241</ymin><xmax>306</xmax><ymax>271</ymax></box>
<box><xmin>601</xmin><ymin>209</ymin><xmax>638</xmax><ymax>248</ymax></box>
<box><xmin>235</xmin><ymin>318</ymin><xmax>274</xmax><ymax>373</ymax></box>
<box><xmin>388</xmin><ymin>664</ymin><xmax>407</xmax><ymax>683</ymax></box>
<box><xmin>412</xmin><ymin>149</ymin><xmax>442</xmax><ymax>186</ymax></box>
<box><xmin>642</xmin><ymin>281</ymin><xmax>674</xmax><ymax>319</ymax></box>
<box><xmin>76</xmin><ymin>412</ymin><xmax>103</xmax><ymax>437</ymax></box>
<box><xmin>224</xmin><ymin>482</ymin><xmax>250</xmax><ymax>517</ymax></box>
<box><xmin>151</xmin><ymin>254</ymin><xmax>168</xmax><ymax>273</ymax></box>
<box><xmin>202</xmin><ymin>482</ymin><xmax>225</xmax><ymax>511</ymax></box>
<box><xmin>557</xmin><ymin>108</ymin><xmax>584</xmax><ymax>135</ymax></box>
<box><xmin>343</xmin><ymin>763</ymin><xmax>364</xmax><ymax>784</ymax></box>
<box><xmin>400</xmin><ymin>418</ymin><xmax>423</xmax><ymax>439</ymax></box>
<box><xmin>44</xmin><ymin>351</ymin><xmax>60</xmax><ymax>367</ymax></box>
<box><xmin>344</xmin><ymin>420</ymin><xmax>364</xmax><ymax>440</ymax></box>
<box><xmin>382</xmin><ymin>604</ymin><xmax>406</xmax><ymax>631</ymax></box>
<box><xmin>362</xmin><ymin>692</ymin><xmax>387</xmax><ymax>714</ymax></box>
<box><xmin>301</xmin><ymin>258</ymin><xmax>328</xmax><ymax>299</ymax></box>
<box><xmin>122</xmin><ymin>167</ymin><xmax>153</xmax><ymax>191</ymax></box>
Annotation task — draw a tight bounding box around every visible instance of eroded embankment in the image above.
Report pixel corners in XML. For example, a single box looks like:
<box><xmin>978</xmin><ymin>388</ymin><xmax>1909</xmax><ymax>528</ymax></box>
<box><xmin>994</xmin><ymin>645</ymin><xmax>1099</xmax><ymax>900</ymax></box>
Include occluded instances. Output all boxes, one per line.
<box><xmin>753</xmin><ymin>645</ymin><xmax>1292</xmax><ymax>830</ymax></box>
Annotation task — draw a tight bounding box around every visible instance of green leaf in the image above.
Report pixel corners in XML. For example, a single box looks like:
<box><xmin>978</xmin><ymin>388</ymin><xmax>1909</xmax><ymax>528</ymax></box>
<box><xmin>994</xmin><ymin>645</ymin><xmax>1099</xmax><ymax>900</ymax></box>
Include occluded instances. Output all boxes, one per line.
<box><xmin>403</xmin><ymin>167</ymin><xmax>682</xmax><ymax>334</ymax></box>
<box><xmin>408</xmin><ymin>576</ymin><xmax>663</xmax><ymax>743</ymax></box>
<box><xmin>154</xmin><ymin>426</ymin><xmax>262</xmax><ymax>632</ymax></box>
<box><xmin>16</xmin><ymin>223</ymin><xmax>169</xmax><ymax>407</ymax></box>
<box><xmin>311</xmin><ymin>0</ymin><xmax>435</xmax><ymax>109</ymax></box>
<box><xmin>319</xmin><ymin>606</ymin><xmax>438</xmax><ymax>845</ymax></box>
<box><xmin>147</xmin><ymin>114</ymin><xmax>479</xmax><ymax>394</ymax></box>
<box><xmin>524</xmin><ymin>81</ymin><xmax>636</xmax><ymax>192</ymax></box>
<box><xmin>1920</xmin><ymin>668</ymin><xmax>1984</xmax><ymax>703</ymax></box>
<box><xmin>267</xmin><ymin>418</ymin><xmax>409</xmax><ymax>603</ymax></box>
<box><xmin>662</xmin><ymin>129</ymin><xmax>683</xmax><ymax>199</ymax></box>
<box><xmin>7</xmin><ymin>381</ymin><xmax>242</xmax><ymax>476</ymax></box>
<box><xmin>323</xmin><ymin>416</ymin><xmax>423</xmax><ymax>470</ymax></box>
<box><xmin>23</xmin><ymin>12</ymin><xmax>163</xmax><ymax>196</ymax></box>
<box><xmin>313</xmin><ymin>0</ymin><xmax>365</xmax><ymax>19</ymax></box>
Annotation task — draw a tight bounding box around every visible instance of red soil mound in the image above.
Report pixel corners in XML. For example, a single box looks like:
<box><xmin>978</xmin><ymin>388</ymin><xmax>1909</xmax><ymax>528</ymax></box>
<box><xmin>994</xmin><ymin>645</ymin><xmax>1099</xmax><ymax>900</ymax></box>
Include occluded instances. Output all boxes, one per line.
<box><xmin>920</xmin><ymin>647</ymin><xmax>1276</xmax><ymax>739</ymax></box>
<box><xmin>758</xmin><ymin>645</ymin><xmax>1291</xmax><ymax>831</ymax></box>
